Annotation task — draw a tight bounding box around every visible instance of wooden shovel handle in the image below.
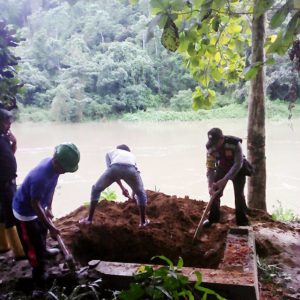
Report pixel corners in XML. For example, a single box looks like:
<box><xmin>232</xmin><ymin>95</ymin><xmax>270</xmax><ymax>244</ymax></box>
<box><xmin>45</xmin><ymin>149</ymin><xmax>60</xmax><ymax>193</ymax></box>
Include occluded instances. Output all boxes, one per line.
<box><xmin>193</xmin><ymin>190</ymin><xmax>221</xmax><ymax>241</ymax></box>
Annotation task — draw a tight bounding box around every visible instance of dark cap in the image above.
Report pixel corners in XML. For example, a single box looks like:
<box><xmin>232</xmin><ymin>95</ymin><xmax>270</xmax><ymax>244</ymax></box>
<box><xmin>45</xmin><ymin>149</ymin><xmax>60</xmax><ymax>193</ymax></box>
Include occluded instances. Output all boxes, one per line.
<box><xmin>0</xmin><ymin>108</ymin><xmax>13</xmax><ymax>121</ymax></box>
<box><xmin>116</xmin><ymin>144</ymin><xmax>131</xmax><ymax>152</ymax></box>
<box><xmin>206</xmin><ymin>128</ymin><xmax>223</xmax><ymax>148</ymax></box>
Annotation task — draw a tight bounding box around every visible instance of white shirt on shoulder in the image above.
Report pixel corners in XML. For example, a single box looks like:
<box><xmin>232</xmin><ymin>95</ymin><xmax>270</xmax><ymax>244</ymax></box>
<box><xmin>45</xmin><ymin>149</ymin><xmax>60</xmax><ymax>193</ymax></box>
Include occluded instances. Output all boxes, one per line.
<box><xmin>106</xmin><ymin>149</ymin><xmax>136</xmax><ymax>167</ymax></box>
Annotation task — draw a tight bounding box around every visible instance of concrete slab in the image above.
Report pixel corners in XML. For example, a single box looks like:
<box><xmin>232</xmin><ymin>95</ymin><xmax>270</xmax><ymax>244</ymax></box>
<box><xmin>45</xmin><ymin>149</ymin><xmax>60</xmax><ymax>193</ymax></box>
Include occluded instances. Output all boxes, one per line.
<box><xmin>94</xmin><ymin>227</ymin><xmax>259</xmax><ymax>300</ymax></box>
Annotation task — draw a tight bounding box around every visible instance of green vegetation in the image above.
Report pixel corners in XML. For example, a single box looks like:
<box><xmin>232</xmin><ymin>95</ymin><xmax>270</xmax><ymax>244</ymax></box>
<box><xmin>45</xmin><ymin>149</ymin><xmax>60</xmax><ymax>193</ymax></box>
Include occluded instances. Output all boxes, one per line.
<box><xmin>0</xmin><ymin>20</ymin><xmax>22</xmax><ymax>110</ymax></box>
<box><xmin>16</xmin><ymin>97</ymin><xmax>300</xmax><ymax>122</ymax></box>
<box><xmin>33</xmin><ymin>256</ymin><xmax>225</xmax><ymax>299</ymax></box>
<box><xmin>0</xmin><ymin>0</ymin><xmax>299</xmax><ymax>122</ymax></box>
<box><xmin>141</xmin><ymin>0</ymin><xmax>300</xmax><ymax>109</ymax></box>
<box><xmin>83</xmin><ymin>188</ymin><xmax>117</xmax><ymax>207</ymax></box>
<box><xmin>271</xmin><ymin>200</ymin><xmax>300</xmax><ymax>222</ymax></box>
<box><xmin>100</xmin><ymin>188</ymin><xmax>117</xmax><ymax>202</ymax></box>
<box><xmin>257</xmin><ymin>257</ymin><xmax>280</xmax><ymax>283</ymax></box>
<box><xmin>115</xmin><ymin>256</ymin><xmax>226</xmax><ymax>300</ymax></box>
<box><xmin>48</xmin><ymin>279</ymin><xmax>105</xmax><ymax>299</ymax></box>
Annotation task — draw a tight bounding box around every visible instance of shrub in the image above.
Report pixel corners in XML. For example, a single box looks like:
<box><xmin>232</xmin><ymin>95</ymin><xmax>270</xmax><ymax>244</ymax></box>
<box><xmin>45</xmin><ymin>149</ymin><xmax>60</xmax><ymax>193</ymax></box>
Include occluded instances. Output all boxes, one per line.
<box><xmin>170</xmin><ymin>89</ymin><xmax>193</xmax><ymax>111</ymax></box>
<box><xmin>271</xmin><ymin>200</ymin><xmax>299</xmax><ymax>222</ymax></box>
<box><xmin>115</xmin><ymin>256</ymin><xmax>226</xmax><ymax>300</ymax></box>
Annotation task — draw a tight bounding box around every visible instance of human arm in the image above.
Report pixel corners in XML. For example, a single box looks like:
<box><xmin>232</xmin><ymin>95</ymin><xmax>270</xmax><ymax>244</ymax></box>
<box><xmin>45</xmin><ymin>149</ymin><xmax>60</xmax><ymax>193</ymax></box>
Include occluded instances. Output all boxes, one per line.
<box><xmin>7</xmin><ymin>130</ymin><xmax>17</xmax><ymax>153</ymax></box>
<box><xmin>30</xmin><ymin>199</ymin><xmax>60</xmax><ymax>238</ymax></box>
<box><xmin>105</xmin><ymin>153</ymin><xmax>112</xmax><ymax>168</ymax></box>
<box><xmin>213</xmin><ymin>142</ymin><xmax>243</xmax><ymax>191</ymax></box>
<box><xmin>116</xmin><ymin>180</ymin><xmax>130</xmax><ymax>198</ymax></box>
<box><xmin>45</xmin><ymin>190</ymin><xmax>55</xmax><ymax>219</ymax></box>
<box><xmin>206</xmin><ymin>152</ymin><xmax>216</xmax><ymax>195</ymax></box>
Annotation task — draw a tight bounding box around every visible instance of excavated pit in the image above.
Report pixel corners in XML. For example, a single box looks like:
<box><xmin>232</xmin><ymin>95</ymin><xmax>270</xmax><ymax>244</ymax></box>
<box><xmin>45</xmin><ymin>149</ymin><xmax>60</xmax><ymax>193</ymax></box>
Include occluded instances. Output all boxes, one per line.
<box><xmin>54</xmin><ymin>190</ymin><xmax>261</xmax><ymax>299</ymax></box>
<box><xmin>56</xmin><ymin>191</ymin><xmax>239</xmax><ymax>268</ymax></box>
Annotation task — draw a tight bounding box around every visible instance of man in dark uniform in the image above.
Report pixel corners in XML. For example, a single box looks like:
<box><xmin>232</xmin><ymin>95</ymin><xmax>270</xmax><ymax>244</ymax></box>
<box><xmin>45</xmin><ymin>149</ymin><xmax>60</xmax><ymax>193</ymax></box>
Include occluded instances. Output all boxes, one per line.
<box><xmin>0</xmin><ymin>108</ymin><xmax>24</xmax><ymax>257</ymax></box>
<box><xmin>204</xmin><ymin>128</ymin><xmax>251</xmax><ymax>227</ymax></box>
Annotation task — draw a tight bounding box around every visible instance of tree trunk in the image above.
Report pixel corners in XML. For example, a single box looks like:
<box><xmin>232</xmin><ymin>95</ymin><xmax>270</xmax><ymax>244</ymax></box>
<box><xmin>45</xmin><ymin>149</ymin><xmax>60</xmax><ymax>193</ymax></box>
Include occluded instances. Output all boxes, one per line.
<box><xmin>247</xmin><ymin>3</ymin><xmax>267</xmax><ymax>211</ymax></box>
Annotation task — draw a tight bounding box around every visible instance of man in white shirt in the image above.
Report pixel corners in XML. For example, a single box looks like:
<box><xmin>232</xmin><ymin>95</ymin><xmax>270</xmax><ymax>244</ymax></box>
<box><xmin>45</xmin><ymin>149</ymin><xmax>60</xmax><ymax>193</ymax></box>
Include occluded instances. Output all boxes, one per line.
<box><xmin>80</xmin><ymin>144</ymin><xmax>149</xmax><ymax>227</ymax></box>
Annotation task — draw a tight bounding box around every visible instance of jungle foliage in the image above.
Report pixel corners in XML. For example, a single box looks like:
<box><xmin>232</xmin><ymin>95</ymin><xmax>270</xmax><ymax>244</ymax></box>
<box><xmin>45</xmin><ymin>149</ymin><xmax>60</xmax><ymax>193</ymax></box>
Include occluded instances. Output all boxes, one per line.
<box><xmin>0</xmin><ymin>20</ymin><xmax>22</xmax><ymax>110</ymax></box>
<box><xmin>0</xmin><ymin>0</ymin><xmax>299</xmax><ymax>121</ymax></box>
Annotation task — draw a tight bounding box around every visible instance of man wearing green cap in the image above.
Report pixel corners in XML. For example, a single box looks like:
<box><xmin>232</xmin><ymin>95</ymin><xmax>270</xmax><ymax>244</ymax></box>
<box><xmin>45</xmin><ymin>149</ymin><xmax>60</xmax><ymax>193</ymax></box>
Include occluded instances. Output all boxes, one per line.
<box><xmin>12</xmin><ymin>143</ymin><xmax>80</xmax><ymax>295</ymax></box>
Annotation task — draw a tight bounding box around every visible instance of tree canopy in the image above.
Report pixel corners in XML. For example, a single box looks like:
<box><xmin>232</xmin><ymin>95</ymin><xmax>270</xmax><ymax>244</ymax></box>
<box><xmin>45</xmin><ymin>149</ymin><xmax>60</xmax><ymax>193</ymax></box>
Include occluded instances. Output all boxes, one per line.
<box><xmin>0</xmin><ymin>0</ymin><xmax>299</xmax><ymax>120</ymax></box>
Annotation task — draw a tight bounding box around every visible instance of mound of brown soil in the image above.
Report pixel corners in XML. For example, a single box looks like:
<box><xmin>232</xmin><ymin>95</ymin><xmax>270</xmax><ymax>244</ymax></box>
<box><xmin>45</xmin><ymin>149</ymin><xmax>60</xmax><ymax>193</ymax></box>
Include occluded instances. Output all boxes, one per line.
<box><xmin>56</xmin><ymin>190</ymin><xmax>237</xmax><ymax>268</ymax></box>
<box><xmin>54</xmin><ymin>190</ymin><xmax>300</xmax><ymax>300</ymax></box>
<box><xmin>0</xmin><ymin>191</ymin><xmax>299</xmax><ymax>300</ymax></box>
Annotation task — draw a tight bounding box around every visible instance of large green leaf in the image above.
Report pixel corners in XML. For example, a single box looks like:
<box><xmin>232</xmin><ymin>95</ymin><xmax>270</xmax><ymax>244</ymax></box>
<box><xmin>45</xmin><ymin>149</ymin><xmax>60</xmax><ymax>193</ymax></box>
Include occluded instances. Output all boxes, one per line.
<box><xmin>227</xmin><ymin>23</ymin><xmax>242</xmax><ymax>34</ymax></box>
<box><xmin>212</xmin><ymin>15</ymin><xmax>221</xmax><ymax>32</ymax></box>
<box><xmin>254</xmin><ymin>0</ymin><xmax>273</xmax><ymax>17</ymax></box>
<box><xmin>212</xmin><ymin>0</ymin><xmax>226</xmax><ymax>10</ymax></box>
<box><xmin>161</xmin><ymin>17</ymin><xmax>180</xmax><ymax>52</ymax></box>
<box><xmin>211</xmin><ymin>67</ymin><xmax>222</xmax><ymax>81</ymax></box>
<box><xmin>285</xmin><ymin>11</ymin><xmax>300</xmax><ymax>36</ymax></box>
<box><xmin>170</xmin><ymin>0</ymin><xmax>186</xmax><ymax>11</ymax></box>
<box><xmin>270</xmin><ymin>0</ymin><xmax>292</xmax><ymax>29</ymax></box>
<box><xmin>243</xmin><ymin>65</ymin><xmax>259</xmax><ymax>80</ymax></box>
<box><xmin>150</xmin><ymin>0</ymin><xmax>169</xmax><ymax>14</ymax></box>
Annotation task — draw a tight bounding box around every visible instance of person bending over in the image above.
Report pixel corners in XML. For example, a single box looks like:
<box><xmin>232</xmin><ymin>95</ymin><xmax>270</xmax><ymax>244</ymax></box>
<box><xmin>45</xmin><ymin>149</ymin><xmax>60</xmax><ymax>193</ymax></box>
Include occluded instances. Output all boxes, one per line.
<box><xmin>80</xmin><ymin>144</ymin><xmax>149</xmax><ymax>227</ymax></box>
<box><xmin>204</xmin><ymin>128</ymin><xmax>252</xmax><ymax>227</ymax></box>
<box><xmin>12</xmin><ymin>143</ymin><xmax>80</xmax><ymax>296</ymax></box>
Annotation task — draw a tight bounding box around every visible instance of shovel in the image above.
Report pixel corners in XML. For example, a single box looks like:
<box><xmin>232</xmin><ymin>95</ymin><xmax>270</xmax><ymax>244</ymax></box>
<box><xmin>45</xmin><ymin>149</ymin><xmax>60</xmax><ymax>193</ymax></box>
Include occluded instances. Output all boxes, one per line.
<box><xmin>56</xmin><ymin>234</ymin><xmax>77</xmax><ymax>273</ymax></box>
<box><xmin>192</xmin><ymin>190</ymin><xmax>221</xmax><ymax>242</ymax></box>
<box><xmin>47</xmin><ymin>216</ymin><xmax>77</xmax><ymax>273</ymax></box>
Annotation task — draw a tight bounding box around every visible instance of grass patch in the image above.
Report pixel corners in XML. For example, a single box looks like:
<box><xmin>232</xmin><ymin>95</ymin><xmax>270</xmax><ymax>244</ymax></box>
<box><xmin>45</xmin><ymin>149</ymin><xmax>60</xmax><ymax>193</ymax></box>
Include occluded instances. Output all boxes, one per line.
<box><xmin>257</xmin><ymin>257</ymin><xmax>280</xmax><ymax>283</ymax></box>
<box><xmin>16</xmin><ymin>99</ymin><xmax>300</xmax><ymax>123</ymax></box>
<box><xmin>122</xmin><ymin>104</ymin><xmax>248</xmax><ymax>121</ymax></box>
<box><xmin>271</xmin><ymin>200</ymin><xmax>299</xmax><ymax>222</ymax></box>
<box><xmin>122</xmin><ymin>100</ymin><xmax>300</xmax><ymax>122</ymax></box>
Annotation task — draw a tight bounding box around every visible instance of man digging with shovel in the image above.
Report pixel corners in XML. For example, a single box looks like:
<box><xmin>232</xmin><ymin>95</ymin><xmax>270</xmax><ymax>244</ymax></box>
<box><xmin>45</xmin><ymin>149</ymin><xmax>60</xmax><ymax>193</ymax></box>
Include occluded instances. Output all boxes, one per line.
<box><xmin>80</xmin><ymin>144</ymin><xmax>149</xmax><ymax>227</ymax></box>
<box><xmin>12</xmin><ymin>143</ymin><xmax>80</xmax><ymax>298</ymax></box>
<box><xmin>203</xmin><ymin>128</ymin><xmax>252</xmax><ymax>228</ymax></box>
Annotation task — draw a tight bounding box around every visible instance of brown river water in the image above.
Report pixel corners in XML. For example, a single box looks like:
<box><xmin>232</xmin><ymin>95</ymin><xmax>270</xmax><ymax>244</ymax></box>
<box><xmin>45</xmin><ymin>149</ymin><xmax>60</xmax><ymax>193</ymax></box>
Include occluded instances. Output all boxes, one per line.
<box><xmin>12</xmin><ymin>119</ymin><xmax>300</xmax><ymax>217</ymax></box>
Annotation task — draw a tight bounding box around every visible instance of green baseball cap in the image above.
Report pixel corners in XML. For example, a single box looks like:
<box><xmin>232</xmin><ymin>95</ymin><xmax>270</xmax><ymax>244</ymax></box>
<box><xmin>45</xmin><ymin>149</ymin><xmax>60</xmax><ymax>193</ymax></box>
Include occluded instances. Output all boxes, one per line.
<box><xmin>54</xmin><ymin>143</ymin><xmax>80</xmax><ymax>173</ymax></box>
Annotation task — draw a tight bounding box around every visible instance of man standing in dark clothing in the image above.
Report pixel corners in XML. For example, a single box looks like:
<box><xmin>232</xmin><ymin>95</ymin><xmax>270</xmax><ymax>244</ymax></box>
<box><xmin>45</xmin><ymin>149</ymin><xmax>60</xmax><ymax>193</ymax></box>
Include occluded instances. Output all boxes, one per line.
<box><xmin>204</xmin><ymin>128</ymin><xmax>251</xmax><ymax>227</ymax></box>
<box><xmin>0</xmin><ymin>108</ymin><xmax>24</xmax><ymax>258</ymax></box>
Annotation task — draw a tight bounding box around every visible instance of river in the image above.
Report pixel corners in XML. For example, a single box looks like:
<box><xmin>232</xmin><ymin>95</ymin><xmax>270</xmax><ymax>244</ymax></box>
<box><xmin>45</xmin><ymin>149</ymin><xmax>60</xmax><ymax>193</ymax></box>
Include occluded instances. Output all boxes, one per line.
<box><xmin>12</xmin><ymin>119</ymin><xmax>300</xmax><ymax>217</ymax></box>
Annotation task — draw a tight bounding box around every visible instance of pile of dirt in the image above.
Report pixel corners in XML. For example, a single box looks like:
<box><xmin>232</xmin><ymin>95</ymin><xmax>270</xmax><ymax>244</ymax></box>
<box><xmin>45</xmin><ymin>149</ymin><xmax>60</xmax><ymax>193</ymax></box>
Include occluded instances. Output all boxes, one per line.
<box><xmin>0</xmin><ymin>190</ymin><xmax>299</xmax><ymax>300</ymax></box>
<box><xmin>56</xmin><ymin>190</ymin><xmax>236</xmax><ymax>268</ymax></box>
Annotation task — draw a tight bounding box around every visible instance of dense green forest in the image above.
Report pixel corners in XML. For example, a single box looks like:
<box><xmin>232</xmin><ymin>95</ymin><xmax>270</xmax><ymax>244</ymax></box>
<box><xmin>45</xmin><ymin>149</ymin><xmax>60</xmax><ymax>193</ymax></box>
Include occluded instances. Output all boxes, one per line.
<box><xmin>0</xmin><ymin>0</ymin><xmax>299</xmax><ymax>121</ymax></box>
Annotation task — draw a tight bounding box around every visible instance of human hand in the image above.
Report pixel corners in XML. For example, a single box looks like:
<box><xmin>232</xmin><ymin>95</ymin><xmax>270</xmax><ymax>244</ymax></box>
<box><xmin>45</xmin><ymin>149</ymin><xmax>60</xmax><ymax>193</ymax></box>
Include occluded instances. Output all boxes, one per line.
<box><xmin>45</xmin><ymin>208</ymin><xmax>54</xmax><ymax>220</ymax></box>
<box><xmin>208</xmin><ymin>186</ymin><xmax>214</xmax><ymax>196</ymax></box>
<box><xmin>7</xmin><ymin>130</ymin><xmax>17</xmax><ymax>152</ymax></box>
<box><xmin>7</xmin><ymin>130</ymin><xmax>16</xmax><ymax>144</ymax></box>
<box><xmin>79</xmin><ymin>217</ymin><xmax>92</xmax><ymax>225</ymax></box>
<box><xmin>213</xmin><ymin>178</ymin><xmax>228</xmax><ymax>191</ymax></box>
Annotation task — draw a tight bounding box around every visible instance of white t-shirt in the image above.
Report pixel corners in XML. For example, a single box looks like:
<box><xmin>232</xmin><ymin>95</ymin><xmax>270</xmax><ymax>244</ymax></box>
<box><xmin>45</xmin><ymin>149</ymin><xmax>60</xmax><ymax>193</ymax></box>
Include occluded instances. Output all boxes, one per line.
<box><xmin>106</xmin><ymin>149</ymin><xmax>136</xmax><ymax>167</ymax></box>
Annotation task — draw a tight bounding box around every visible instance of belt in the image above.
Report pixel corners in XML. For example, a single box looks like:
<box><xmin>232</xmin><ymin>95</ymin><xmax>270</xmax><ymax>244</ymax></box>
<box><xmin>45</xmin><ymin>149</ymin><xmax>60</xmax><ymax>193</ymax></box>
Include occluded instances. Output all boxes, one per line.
<box><xmin>111</xmin><ymin>163</ymin><xmax>136</xmax><ymax>168</ymax></box>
